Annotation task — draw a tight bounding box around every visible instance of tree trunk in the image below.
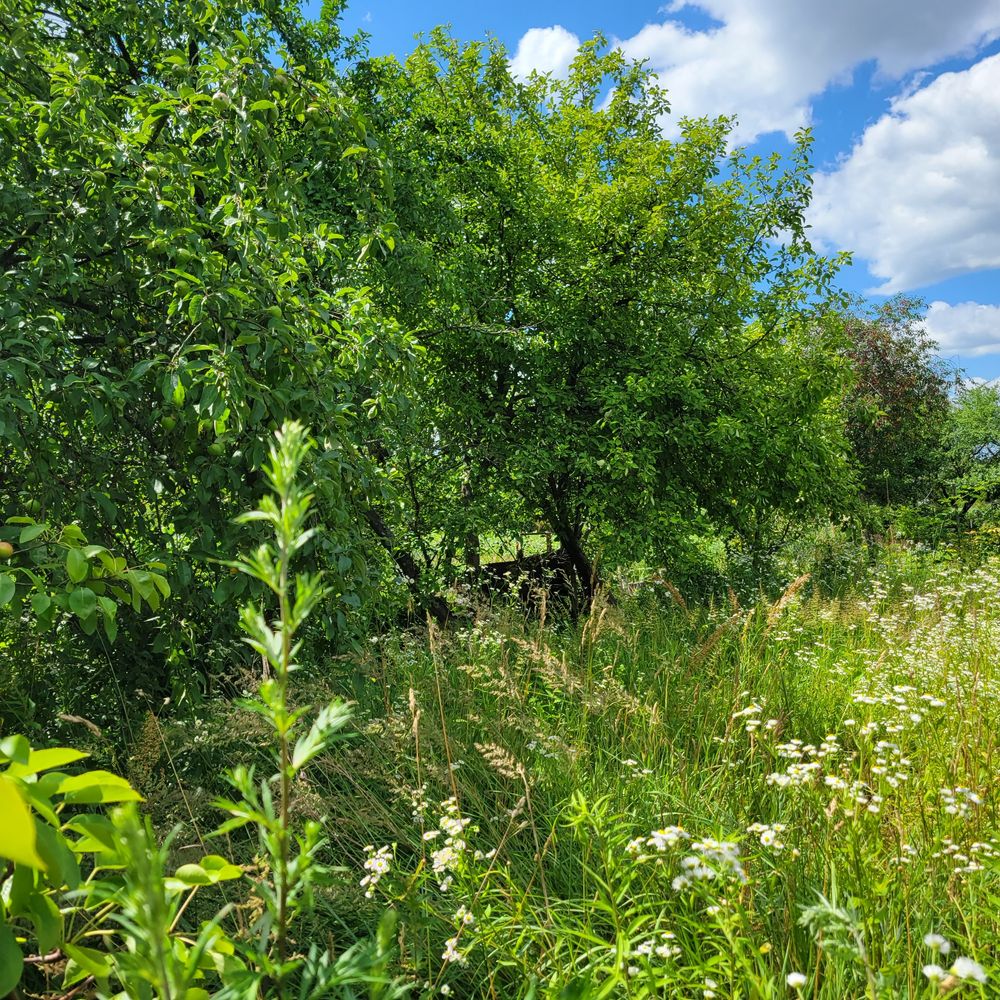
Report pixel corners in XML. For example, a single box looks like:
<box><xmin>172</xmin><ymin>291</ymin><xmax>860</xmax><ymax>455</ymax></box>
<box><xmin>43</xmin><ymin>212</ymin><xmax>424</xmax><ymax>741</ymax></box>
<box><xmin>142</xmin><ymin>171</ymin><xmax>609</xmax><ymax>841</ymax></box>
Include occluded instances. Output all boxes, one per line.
<box><xmin>363</xmin><ymin>506</ymin><xmax>452</xmax><ymax>625</ymax></box>
<box><xmin>539</xmin><ymin>495</ymin><xmax>597</xmax><ymax>612</ymax></box>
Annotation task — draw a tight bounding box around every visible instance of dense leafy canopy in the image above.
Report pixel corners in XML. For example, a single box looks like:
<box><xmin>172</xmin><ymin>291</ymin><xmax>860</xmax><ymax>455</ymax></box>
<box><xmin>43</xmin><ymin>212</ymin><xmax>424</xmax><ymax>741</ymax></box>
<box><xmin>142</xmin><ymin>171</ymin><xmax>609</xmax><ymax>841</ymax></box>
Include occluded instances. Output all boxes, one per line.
<box><xmin>1</xmin><ymin>0</ymin><xmax>412</xmax><ymax>699</ymax></box>
<box><xmin>840</xmin><ymin>296</ymin><xmax>954</xmax><ymax>505</ymax></box>
<box><xmin>360</xmin><ymin>35</ymin><xmax>853</xmax><ymax>596</ymax></box>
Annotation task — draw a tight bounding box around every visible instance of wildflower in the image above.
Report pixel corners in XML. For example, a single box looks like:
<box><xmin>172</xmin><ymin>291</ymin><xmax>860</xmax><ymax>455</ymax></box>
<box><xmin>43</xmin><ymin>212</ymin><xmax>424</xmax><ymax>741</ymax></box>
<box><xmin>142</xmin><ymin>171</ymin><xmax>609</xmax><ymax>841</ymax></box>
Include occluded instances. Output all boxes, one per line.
<box><xmin>648</xmin><ymin>826</ymin><xmax>687</xmax><ymax>851</ymax></box>
<box><xmin>704</xmin><ymin>978</ymin><xmax>718</xmax><ymax>998</ymax></box>
<box><xmin>922</xmin><ymin>964</ymin><xmax>945</xmax><ymax>980</ymax></box>
<box><xmin>951</xmin><ymin>957</ymin><xmax>987</xmax><ymax>983</ymax></box>
<box><xmin>455</xmin><ymin>905</ymin><xmax>475</xmax><ymax>926</ymax></box>
<box><xmin>440</xmin><ymin>986</ymin><xmax>452</xmax><ymax>996</ymax></box>
<box><xmin>923</xmin><ymin>932</ymin><xmax>951</xmax><ymax>955</ymax></box>
<box><xmin>359</xmin><ymin>844</ymin><xmax>392</xmax><ymax>899</ymax></box>
<box><xmin>441</xmin><ymin>937</ymin><xmax>467</xmax><ymax>965</ymax></box>
<box><xmin>786</xmin><ymin>972</ymin><xmax>807</xmax><ymax>988</ymax></box>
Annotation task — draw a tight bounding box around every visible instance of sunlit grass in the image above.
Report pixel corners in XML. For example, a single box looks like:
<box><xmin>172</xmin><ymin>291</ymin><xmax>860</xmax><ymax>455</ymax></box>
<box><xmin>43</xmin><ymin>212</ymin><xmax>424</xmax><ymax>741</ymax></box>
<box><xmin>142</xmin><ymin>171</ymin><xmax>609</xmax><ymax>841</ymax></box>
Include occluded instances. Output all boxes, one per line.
<box><xmin>298</xmin><ymin>548</ymin><xmax>1000</xmax><ymax>997</ymax></box>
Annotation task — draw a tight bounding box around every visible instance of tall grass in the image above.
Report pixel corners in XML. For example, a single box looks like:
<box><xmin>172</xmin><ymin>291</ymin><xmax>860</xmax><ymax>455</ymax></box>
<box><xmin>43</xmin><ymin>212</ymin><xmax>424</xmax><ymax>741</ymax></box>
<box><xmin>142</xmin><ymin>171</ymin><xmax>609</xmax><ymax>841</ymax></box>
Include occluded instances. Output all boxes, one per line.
<box><xmin>152</xmin><ymin>546</ymin><xmax>1000</xmax><ymax>997</ymax></box>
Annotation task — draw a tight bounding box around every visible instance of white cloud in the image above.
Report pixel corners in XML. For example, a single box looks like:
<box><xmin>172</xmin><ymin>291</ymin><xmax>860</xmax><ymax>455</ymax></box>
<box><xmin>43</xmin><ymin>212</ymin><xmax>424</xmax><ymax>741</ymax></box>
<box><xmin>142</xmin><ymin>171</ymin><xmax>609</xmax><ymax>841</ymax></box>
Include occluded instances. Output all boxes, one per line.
<box><xmin>510</xmin><ymin>1</ymin><xmax>1000</xmax><ymax>142</ymax></box>
<box><xmin>925</xmin><ymin>300</ymin><xmax>1000</xmax><ymax>356</ymax></box>
<box><xmin>510</xmin><ymin>26</ymin><xmax>580</xmax><ymax>80</ymax></box>
<box><xmin>810</xmin><ymin>54</ymin><xmax>1000</xmax><ymax>291</ymax></box>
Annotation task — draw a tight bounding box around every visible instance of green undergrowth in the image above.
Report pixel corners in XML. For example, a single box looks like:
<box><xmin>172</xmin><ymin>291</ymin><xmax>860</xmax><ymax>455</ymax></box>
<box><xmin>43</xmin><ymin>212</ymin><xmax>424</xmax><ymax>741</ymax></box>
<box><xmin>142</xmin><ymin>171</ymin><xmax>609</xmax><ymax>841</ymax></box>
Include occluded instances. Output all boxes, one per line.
<box><xmin>132</xmin><ymin>546</ymin><xmax>1000</xmax><ymax>998</ymax></box>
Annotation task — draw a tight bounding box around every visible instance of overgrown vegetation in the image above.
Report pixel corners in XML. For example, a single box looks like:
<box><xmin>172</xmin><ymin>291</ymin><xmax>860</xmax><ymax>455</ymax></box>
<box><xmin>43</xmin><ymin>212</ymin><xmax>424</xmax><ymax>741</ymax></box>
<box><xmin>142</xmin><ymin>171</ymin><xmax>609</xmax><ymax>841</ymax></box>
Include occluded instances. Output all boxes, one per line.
<box><xmin>3</xmin><ymin>0</ymin><xmax>1000</xmax><ymax>996</ymax></box>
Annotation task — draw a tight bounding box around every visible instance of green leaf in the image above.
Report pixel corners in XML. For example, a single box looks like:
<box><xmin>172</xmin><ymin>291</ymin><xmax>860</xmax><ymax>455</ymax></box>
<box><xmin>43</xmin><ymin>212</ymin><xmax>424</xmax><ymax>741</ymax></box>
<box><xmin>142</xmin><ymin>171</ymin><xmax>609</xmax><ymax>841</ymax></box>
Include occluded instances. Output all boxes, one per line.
<box><xmin>6</xmin><ymin>747</ymin><xmax>89</xmax><ymax>778</ymax></box>
<box><xmin>27</xmin><ymin>892</ymin><xmax>63</xmax><ymax>954</ymax></box>
<box><xmin>34</xmin><ymin>821</ymin><xmax>80</xmax><ymax>889</ymax></box>
<box><xmin>199</xmin><ymin>854</ymin><xmax>243</xmax><ymax>881</ymax></box>
<box><xmin>58</xmin><ymin>770</ymin><xmax>142</xmax><ymax>804</ymax></box>
<box><xmin>66</xmin><ymin>547</ymin><xmax>89</xmax><ymax>583</ymax></box>
<box><xmin>63</xmin><ymin>943</ymin><xmax>112</xmax><ymax>986</ymax></box>
<box><xmin>0</xmin><ymin>775</ymin><xmax>47</xmax><ymax>870</ymax></box>
<box><xmin>0</xmin><ymin>734</ymin><xmax>30</xmax><ymax>764</ymax></box>
<box><xmin>292</xmin><ymin>699</ymin><xmax>352</xmax><ymax>768</ymax></box>
<box><xmin>0</xmin><ymin>574</ymin><xmax>14</xmax><ymax>607</ymax></box>
<box><xmin>18</xmin><ymin>523</ymin><xmax>46</xmax><ymax>544</ymax></box>
<box><xmin>0</xmin><ymin>924</ymin><xmax>24</xmax><ymax>997</ymax></box>
<box><xmin>65</xmin><ymin>814</ymin><xmax>119</xmax><ymax>854</ymax></box>
<box><xmin>68</xmin><ymin>587</ymin><xmax>97</xmax><ymax>620</ymax></box>
<box><xmin>30</xmin><ymin>593</ymin><xmax>51</xmax><ymax>616</ymax></box>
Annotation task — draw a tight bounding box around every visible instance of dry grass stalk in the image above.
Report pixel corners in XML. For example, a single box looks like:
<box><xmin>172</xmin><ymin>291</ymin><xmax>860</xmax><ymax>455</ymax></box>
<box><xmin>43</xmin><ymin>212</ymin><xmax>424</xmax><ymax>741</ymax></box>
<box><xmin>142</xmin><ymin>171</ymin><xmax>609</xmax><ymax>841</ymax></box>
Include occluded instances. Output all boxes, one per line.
<box><xmin>475</xmin><ymin>742</ymin><xmax>524</xmax><ymax>780</ymax></box>
<box><xmin>766</xmin><ymin>573</ymin><xmax>811</xmax><ymax>627</ymax></box>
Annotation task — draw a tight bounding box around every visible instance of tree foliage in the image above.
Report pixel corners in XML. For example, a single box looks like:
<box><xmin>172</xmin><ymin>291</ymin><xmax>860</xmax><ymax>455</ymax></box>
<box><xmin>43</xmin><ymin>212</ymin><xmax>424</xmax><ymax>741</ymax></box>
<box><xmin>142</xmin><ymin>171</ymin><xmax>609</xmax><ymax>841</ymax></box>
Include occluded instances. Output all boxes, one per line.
<box><xmin>0</xmin><ymin>0</ymin><xmax>412</xmax><ymax>704</ymax></box>
<box><xmin>841</xmin><ymin>296</ymin><xmax>954</xmax><ymax>505</ymax></box>
<box><xmin>359</xmin><ymin>34</ymin><xmax>853</xmax><ymax>597</ymax></box>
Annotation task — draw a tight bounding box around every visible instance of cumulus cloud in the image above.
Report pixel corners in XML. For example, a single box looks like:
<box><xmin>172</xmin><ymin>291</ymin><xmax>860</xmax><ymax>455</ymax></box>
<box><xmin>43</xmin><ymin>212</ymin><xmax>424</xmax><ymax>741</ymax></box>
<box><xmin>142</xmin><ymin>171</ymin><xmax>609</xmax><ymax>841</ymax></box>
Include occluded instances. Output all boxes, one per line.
<box><xmin>810</xmin><ymin>54</ymin><xmax>1000</xmax><ymax>291</ymax></box>
<box><xmin>924</xmin><ymin>301</ymin><xmax>1000</xmax><ymax>357</ymax></box>
<box><xmin>509</xmin><ymin>26</ymin><xmax>580</xmax><ymax>80</ymax></box>
<box><xmin>510</xmin><ymin>1</ymin><xmax>1000</xmax><ymax>142</ymax></box>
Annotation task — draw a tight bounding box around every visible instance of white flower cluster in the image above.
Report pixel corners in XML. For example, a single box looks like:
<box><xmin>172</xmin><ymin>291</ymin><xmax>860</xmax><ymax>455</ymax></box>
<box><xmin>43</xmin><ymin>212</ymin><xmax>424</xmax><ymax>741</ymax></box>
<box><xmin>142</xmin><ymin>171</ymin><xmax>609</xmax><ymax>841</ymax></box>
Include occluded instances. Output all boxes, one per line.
<box><xmin>441</xmin><ymin>936</ymin><xmax>467</xmax><ymax>965</ymax></box>
<box><xmin>426</xmin><ymin>797</ymin><xmax>472</xmax><ymax>891</ymax></box>
<box><xmin>921</xmin><ymin>932</ymin><xmax>987</xmax><ymax>985</ymax></box>
<box><xmin>409</xmin><ymin>783</ymin><xmax>430</xmax><ymax>822</ymax></box>
<box><xmin>767</xmin><ymin>736</ymin><xmax>842</xmax><ymax>789</ymax></box>
<box><xmin>627</xmin><ymin>825</ymin><xmax>688</xmax><ymax>858</ymax></box>
<box><xmin>631</xmin><ymin>930</ymin><xmax>682</xmax><ymax>961</ymax></box>
<box><xmin>932</xmin><ymin>836</ymin><xmax>999</xmax><ymax>874</ymax></box>
<box><xmin>747</xmin><ymin>822</ymin><xmax>787</xmax><ymax>851</ymax></box>
<box><xmin>672</xmin><ymin>838</ymin><xmax>746</xmax><ymax>892</ymax></box>
<box><xmin>360</xmin><ymin>844</ymin><xmax>392</xmax><ymax>899</ymax></box>
<box><xmin>940</xmin><ymin>785</ymin><xmax>983</xmax><ymax>818</ymax></box>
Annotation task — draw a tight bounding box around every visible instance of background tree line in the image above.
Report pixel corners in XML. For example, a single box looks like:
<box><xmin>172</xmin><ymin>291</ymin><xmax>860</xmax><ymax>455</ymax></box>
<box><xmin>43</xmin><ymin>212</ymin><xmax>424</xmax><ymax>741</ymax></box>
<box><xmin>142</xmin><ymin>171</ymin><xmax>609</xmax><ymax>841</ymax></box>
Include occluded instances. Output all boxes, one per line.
<box><xmin>1</xmin><ymin>0</ymin><xmax>997</xmax><ymax>732</ymax></box>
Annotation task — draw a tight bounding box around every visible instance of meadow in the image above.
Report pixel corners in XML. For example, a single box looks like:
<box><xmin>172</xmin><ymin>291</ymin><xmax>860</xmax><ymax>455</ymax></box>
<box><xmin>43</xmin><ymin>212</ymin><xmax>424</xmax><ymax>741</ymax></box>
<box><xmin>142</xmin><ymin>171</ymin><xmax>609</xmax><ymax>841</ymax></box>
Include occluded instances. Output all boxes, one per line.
<box><xmin>138</xmin><ymin>540</ymin><xmax>1000</xmax><ymax>998</ymax></box>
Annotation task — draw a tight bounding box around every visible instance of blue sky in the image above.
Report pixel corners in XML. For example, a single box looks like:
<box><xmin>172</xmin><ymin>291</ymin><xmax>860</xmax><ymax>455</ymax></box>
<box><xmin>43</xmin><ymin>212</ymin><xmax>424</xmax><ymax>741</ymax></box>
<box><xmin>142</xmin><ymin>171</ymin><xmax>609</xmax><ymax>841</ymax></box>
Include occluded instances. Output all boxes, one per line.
<box><xmin>325</xmin><ymin>0</ymin><xmax>1000</xmax><ymax>380</ymax></box>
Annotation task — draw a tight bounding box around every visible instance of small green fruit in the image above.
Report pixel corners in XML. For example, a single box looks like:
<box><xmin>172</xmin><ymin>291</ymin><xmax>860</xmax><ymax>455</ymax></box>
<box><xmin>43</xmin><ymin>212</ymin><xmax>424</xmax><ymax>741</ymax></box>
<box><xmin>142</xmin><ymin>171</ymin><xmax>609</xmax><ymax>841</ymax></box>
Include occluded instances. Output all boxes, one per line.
<box><xmin>0</xmin><ymin>541</ymin><xmax>14</xmax><ymax>560</ymax></box>
<box><xmin>26</xmin><ymin>499</ymin><xmax>41</xmax><ymax>515</ymax></box>
<box><xmin>266</xmin><ymin>305</ymin><xmax>283</xmax><ymax>319</ymax></box>
<box><xmin>92</xmin><ymin>169</ymin><xmax>107</xmax><ymax>184</ymax></box>
<box><xmin>160</xmin><ymin>416</ymin><xmax>177</xmax><ymax>432</ymax></box>
<box><xmin>174</xmin><ymin>279</ymin><xmax>190</xmax><ymax>294</ymax></box>
<box><xmin>208</xmin><ymin>442</ymin><xmax>225</xmax><ymax>457</ymax></box>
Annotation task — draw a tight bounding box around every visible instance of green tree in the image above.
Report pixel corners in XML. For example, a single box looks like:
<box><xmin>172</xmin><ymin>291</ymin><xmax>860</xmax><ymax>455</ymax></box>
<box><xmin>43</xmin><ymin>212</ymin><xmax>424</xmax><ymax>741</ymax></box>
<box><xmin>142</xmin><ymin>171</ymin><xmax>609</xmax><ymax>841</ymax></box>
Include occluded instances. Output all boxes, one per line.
<box><xmin>0</xmin><ymin>0</ymin><xmax>412</xmax><ymax>713</ymax></box>
<box><xmin>358</xmin><ymin>33</ymin><xmax>853</xmax><ymax>601</ymax></box>
<box><xmin>941</xmin><ymin>383</ymin><xmax>1000</xmax><ymax>524</ymax></box>
<box><xmin>841</xmin><ymin>296</ymin><xmax>954</xmax><ymax>505</ymax></box>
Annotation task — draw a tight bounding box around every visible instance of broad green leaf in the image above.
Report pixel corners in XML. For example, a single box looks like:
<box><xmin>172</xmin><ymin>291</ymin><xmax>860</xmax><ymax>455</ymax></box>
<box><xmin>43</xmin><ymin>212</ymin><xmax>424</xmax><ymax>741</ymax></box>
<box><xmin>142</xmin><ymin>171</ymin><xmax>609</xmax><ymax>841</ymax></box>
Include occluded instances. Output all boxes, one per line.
<box><xmin>0</xmin><ymin>574</ymin><xmax>14</xmax><ymax>607</ymax></box>
<box><xmin>66</xmin><ymin>547</ymin><xmax>89</xmax><ymax>583</ymax></box>
<box><xmin>63</xmin><ymin>943</ymin><xmax>113</xmax><ymax>986</ymax></box>
<box><xmin>65</xmin><ymin>814</ymin><xmax>119</xmax><ymax>854</ymax></box>
<box><xmin>34</xmin><ymin>822</ymin><xmax>80</xmax><ymax>889</ymax></box>
<box><xmin>200</xmin><ymin>855</ymin><xmax>243</xmax><ymax>881</ymax></box>
<box><xmin>6</xmin><ymin>747</ymin><xmax>89</xmax><ymax>778</ymax></box>
<box><xmin>168</xmin><ymin>863</ymin><xmax>211</xmax><ymax>887</ymax></box>
<box><xmin>0</xmin><ymin>734</ymin><xmax>29</xmax><ymax>764</ymax></box>
<box><xmin>18</xmin><ymin>523</ymin><xmax>46</xmax><ymax>544</ymax></box>
<box><xmin>68</xmin><ymin>587</ymin><xmax>97</xmax><ymax>619</ymax></box>
<box><xmin>27</xmin><ymin>892</ymin><xmax>63</xmax><ymax>954</ymax></box>
<box><xmin>0</xmin><ymin>924</ymin><xmax>24</xmax><ymax>997</ymax></box>
<box><xmin>0</xmin><ymin>775</ymin><xmax>46</xmax><ymax>870</ymax></box>
<box><xmin>58</xmin><ymin>770</ymin><xmax>142</xmax><ymax>804</ymax></box>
